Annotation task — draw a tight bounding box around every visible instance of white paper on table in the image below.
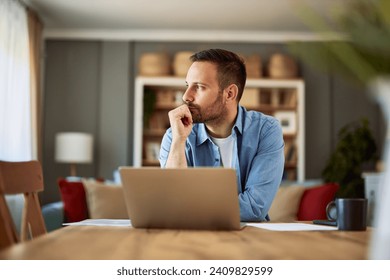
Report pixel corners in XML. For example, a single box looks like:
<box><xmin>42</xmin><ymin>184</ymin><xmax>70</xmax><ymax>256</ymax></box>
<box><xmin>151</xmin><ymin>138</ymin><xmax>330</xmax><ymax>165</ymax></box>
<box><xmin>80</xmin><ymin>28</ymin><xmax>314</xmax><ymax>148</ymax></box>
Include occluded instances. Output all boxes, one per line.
<box><xmin>63</xmin><ymin>219</ymin><xmax>132</xmax><ymax>227</ymax></box>
<box><xmin>246</xmin><ymin>222</ymin><xmax>337</xmax><ymax>231</ymax></box>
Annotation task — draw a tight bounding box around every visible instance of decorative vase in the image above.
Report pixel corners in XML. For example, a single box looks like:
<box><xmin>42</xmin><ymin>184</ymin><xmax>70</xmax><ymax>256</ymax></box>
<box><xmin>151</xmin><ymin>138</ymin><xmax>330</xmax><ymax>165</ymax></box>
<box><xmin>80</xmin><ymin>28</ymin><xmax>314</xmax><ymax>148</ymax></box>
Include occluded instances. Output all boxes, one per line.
<box><xmin>369</xmin><ymin>76</ymin><xmax>390</xmax><ymax>259</ymax></box>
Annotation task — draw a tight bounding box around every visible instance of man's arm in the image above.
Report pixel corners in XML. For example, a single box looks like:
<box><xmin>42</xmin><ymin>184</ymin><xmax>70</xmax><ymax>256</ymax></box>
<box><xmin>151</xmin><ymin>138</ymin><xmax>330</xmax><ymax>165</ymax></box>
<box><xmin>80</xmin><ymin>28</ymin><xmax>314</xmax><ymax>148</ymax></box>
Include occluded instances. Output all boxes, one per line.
<box><xmin>162</xmin><ymin>104</ymin><xmax>193</xmax><ymax>168</ymax></box>
<box><xmin>165</xmin><ymin>138</ymin><xmax>188</xmax><ymax>168</ymax></box>
<box><xmin>239</xmin><ymin>121</ymin><xmax>285</xmax><ymax>222</ymax></box>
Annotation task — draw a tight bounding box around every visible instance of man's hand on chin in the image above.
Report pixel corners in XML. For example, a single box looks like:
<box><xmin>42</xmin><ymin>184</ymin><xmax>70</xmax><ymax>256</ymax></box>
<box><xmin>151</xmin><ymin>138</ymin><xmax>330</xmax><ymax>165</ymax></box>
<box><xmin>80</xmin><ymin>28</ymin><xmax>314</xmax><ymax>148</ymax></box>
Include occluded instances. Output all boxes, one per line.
<box><xmin>168</xmin><ymin>104</ymin><xmax>193</xmax><ymax>142</ymax></box>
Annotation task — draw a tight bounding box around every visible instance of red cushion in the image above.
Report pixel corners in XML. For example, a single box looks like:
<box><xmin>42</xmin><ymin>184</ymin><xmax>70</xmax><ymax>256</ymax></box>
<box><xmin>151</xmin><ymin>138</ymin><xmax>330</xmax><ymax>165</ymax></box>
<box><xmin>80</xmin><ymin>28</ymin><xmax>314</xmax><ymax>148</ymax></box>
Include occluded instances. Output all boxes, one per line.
<box><xmin>58</xmin><ymin>178</ymin><xmax>89</xmax><ymax>223</ymax></box>
<box><xmin>297</xmin><ymin>183</ymin><xmax>339</xmax><ymax>221</ymax></box>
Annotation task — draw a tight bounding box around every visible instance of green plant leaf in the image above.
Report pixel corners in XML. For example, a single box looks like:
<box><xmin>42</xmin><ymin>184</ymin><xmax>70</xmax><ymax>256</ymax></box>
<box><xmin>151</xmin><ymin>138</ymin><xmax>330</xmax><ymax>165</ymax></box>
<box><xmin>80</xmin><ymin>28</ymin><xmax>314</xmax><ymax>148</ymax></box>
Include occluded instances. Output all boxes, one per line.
<box><xmin>321</xmin><ymin>118</ymin><xmax>378</xmax><ymax>198</ymax></box>
<box><xmin>379</xmin><ymin>0</ymin><xmax>390</xmax><ymax>26</ymax></box>
<box><xmin>289</xmin><ymin>0</ymin><xmax>390</xmax><ymax>86</ymax></box>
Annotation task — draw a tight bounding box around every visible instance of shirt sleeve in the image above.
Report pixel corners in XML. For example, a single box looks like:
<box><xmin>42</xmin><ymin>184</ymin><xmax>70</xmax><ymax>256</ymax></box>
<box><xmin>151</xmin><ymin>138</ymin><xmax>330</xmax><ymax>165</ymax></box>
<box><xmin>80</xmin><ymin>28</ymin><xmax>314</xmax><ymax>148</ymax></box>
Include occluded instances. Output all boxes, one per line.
<box><xmin>238</xmin><ymin>119</ymin><xmax>285</xmax><ymax>222</ymax></box>
<box><xmin>159</xmin><ymin>128</ymin><xmax>173</xmax><ymax>168</ymax></box>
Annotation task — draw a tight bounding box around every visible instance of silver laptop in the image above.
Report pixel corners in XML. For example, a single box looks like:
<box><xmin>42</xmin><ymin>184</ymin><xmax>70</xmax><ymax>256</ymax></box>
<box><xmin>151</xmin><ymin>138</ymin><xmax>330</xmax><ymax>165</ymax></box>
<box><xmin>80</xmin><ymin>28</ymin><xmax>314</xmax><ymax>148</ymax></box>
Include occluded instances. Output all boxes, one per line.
<box><xmin>119</xmin><ymin>167</ymin><xmax>241</xmax><ymax>230</ymax></box>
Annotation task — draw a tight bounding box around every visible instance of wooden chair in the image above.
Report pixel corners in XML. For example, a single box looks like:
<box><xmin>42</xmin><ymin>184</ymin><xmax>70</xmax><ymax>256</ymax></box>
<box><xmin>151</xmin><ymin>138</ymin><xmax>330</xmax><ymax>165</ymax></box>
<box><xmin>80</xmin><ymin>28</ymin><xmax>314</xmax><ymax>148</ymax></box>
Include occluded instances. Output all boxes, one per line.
<box><xmin>0</xmin><ymin>160</ymin><xmax>47</xmax><ymax>249</ymax></box>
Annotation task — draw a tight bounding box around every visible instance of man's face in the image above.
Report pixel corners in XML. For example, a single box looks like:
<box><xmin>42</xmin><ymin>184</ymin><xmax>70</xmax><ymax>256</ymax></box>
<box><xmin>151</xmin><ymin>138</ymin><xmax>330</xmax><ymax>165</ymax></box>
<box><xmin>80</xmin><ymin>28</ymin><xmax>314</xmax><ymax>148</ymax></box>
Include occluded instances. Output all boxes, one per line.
<box><xmin>183</xmin><ymin>61</ymin><xmax>227</xmax><ymax>124</ymax></box>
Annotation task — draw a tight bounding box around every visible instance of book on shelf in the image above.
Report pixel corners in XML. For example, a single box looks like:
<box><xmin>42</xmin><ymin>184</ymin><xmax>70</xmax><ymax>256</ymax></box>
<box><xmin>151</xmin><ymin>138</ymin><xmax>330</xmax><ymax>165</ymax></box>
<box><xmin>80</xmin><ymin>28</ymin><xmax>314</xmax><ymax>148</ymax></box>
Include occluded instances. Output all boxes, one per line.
<box><xmin>282</xmin><ymin>90</ymin><xmax>297</xmax><ymax>107</ymax></box>
<box><xmin>287</xmin><ymin>145</ymin><xmax>297</xmax><ymax>163</ymax></box>
<box><xmin>271</xmin><ymin>89</ymin><xmax>280</xmax><ymax>106</ymax></box>
<box><xmin>284</xmin><ymin>142</ymin><xmax>297</xmax><ymax>163</ymax></box>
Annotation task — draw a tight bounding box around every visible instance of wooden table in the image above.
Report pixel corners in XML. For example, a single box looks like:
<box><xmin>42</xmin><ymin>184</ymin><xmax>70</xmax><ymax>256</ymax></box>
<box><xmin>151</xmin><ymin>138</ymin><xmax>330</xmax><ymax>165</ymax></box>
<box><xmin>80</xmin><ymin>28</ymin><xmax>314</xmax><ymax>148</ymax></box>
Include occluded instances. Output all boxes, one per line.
<box><xmin>0</xmin><ymin>224</ymin><xmax>371</xmax><ymax>260</ymax></box>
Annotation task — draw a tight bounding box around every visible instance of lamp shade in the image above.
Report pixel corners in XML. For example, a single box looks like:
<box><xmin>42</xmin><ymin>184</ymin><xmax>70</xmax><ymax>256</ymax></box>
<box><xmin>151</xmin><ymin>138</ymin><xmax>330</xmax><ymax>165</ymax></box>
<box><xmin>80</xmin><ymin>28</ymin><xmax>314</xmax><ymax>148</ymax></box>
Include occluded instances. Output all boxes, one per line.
<box><xmin>55</xmin><ymin>132</ymin><xmax>93</xmax><ymax>163</ymax></box>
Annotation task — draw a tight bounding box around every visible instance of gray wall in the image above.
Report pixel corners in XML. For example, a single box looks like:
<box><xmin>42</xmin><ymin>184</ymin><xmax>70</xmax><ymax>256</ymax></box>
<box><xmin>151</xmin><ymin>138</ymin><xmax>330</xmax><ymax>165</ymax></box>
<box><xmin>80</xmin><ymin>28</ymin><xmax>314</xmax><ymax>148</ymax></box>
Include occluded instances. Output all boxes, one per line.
<box><xmin>98</xmin><ymin>42</ymin><xmax>132</xmax><ymax>178</ymax></box>
<box><xmin>41</xmin><ymin>40</ymin><xmax>384</xmax><ymax>205</ymax></box>
<box><xmin>42</xmin><ymin>41</ymin><xmax>133</xmax><ymax>204</ymax></box>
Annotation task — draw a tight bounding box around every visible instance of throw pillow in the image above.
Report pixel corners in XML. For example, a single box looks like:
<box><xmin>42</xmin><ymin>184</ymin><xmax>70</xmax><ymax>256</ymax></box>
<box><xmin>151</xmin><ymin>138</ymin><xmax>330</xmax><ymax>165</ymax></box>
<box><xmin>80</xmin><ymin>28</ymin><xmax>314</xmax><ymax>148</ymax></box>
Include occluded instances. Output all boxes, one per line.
<box><xmin>58</xmin><ymin>178</ymin><xmax>89</xmax><ymax>223</ymax></box>
<box><xmin>82</xmin><ymin>179</ymin><xmax>128</xmax><ymax>219</ymax></box>
<box><xmin>297</xmin><ymin>183</ymin><xmax>339</xmax><ymax>221</ymax></box>
<box><xmin>268</xmin><ymin>186</ymin><xmax>306</xmax><ymax>222</ymax></box>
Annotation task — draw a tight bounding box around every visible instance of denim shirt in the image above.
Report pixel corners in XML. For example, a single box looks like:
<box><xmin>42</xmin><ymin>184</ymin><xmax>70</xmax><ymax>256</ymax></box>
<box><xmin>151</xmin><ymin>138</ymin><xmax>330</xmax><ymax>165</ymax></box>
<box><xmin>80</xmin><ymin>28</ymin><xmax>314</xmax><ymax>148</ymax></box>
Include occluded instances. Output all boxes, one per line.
<box><xmin>159</xmin><ymin>106</ymin><xmax>285</xmax><ymax>222</ymax></box>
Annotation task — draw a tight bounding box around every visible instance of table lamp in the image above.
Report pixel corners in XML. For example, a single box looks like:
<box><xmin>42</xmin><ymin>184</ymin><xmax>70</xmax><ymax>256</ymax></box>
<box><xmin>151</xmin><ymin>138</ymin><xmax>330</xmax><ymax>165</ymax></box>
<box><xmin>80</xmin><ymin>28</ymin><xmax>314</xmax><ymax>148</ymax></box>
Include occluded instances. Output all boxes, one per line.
<box><xmin>55</xmin><ymin>132</ymin><xmax>93</xmax><ymax>177</ymax></box>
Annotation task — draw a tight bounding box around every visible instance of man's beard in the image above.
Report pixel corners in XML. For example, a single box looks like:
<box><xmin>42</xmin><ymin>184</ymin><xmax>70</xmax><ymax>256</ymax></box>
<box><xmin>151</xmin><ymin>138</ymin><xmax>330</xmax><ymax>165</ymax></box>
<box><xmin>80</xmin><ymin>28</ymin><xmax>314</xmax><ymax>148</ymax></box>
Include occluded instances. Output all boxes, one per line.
<box><xmin>186</xmin><ymin>93</ymin><xmax>227</xmax><ymax>124</ymax></box>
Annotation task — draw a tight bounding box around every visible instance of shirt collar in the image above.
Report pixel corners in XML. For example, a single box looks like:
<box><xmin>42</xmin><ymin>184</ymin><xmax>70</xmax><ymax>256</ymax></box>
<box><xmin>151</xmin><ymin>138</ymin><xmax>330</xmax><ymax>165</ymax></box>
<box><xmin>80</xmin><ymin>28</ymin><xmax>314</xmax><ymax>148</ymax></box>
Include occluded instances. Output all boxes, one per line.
<box><xmin>233</xmin><ymin>105</ymin><xmax>244</xmax><ymax>135</ymax></box>
<box><xmin>195</xmin><ymin>106</ymin><xmax>244</xmax><ymax>146</ymax></box>
<box><xmin>196</xmin><ymin>123</ymin><xmax>209</xmax><ymax>146</ymax></box>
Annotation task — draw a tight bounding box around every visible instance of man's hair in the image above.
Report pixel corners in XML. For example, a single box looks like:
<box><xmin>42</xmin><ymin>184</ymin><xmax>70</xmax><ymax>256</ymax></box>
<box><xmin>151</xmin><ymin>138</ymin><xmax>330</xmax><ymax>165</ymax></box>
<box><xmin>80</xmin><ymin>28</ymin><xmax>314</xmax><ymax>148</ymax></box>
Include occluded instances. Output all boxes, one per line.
<box><xmin>190</xmin><ymin>49</ymin><xmax>247</xmax><ymax>102</ymax></box>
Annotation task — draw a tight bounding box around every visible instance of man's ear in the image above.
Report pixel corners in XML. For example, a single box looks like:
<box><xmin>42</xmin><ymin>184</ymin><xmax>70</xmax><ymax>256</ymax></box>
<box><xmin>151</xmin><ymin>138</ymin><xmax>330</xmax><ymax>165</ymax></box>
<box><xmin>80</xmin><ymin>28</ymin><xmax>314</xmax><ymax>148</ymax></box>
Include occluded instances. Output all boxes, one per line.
<box><xmin>225</xmin><ymin>84</ymin><xmax>239</xmax><ymax>102</ymax></box>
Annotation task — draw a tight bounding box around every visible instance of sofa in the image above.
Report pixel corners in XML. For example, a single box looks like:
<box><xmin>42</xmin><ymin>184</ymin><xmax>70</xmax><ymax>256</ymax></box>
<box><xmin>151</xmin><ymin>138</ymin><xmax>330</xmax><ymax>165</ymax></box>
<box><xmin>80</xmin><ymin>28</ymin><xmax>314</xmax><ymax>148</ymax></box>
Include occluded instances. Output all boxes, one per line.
<box><xmin>269</xmin><ymin>182</ymin><xmax>339</xmax><ymax>222</ymax></box>
<box><xmin>39</xmin><ymin>178</ymin><xmax>339</xmax><ymax>230</ymax></box>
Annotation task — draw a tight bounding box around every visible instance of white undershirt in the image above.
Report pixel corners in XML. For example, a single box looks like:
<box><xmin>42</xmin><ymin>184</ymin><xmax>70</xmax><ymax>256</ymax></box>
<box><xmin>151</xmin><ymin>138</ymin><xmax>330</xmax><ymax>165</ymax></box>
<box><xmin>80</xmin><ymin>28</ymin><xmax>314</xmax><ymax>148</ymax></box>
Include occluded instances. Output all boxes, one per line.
<box><xmin>210</xmin><ymin>134</ymin><xmax>235</xmax><ymax>168</ymax></box>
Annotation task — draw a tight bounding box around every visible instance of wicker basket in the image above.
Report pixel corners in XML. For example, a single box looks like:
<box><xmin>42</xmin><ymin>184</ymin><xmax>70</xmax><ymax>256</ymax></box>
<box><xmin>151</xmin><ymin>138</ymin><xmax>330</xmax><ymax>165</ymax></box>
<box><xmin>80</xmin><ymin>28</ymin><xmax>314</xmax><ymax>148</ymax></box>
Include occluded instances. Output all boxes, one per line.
<box><xmin>242</xmin><ymin>54</ymin><xmax>262</xmax><ymax>78</ymax></box>
<box><xmin>268</xmin><ymin>53</ymin><xmax>298</xmax><ymax>79</ymax></box>
<box><xmin>173</xmin><ymin>51</ymin><xmax>194</xmax><ymax>77</ymax></box>
<box><xmin>139</xmin><ymin>52</ymin><xmax>171</xmax><ymax>76</ymax></box>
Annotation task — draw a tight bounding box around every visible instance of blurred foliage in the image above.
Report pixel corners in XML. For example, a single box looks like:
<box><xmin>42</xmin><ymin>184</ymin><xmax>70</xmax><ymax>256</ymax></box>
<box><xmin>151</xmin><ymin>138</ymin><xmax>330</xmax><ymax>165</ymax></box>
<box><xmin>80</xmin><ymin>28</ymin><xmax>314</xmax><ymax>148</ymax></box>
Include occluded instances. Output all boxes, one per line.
<box><xmin>289</xmin><ymin>0</ymin><xmax>390</xmax><ymax>86</ymax></box>
<box><xmin>290</xmin><ymin>0</ymin><xmax>386</xmax><ymax>198</ymax></box>
<box><xmin>322</xmin><ymin>119</ymin><xmax>378</xmax><ymax>198</ymax></box>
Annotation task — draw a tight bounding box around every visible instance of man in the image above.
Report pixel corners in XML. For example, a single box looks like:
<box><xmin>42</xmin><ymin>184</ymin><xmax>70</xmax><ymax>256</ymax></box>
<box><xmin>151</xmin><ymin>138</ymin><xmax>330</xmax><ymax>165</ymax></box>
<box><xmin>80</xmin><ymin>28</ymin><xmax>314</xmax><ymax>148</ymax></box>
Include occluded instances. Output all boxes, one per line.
<box><xmin>159</xmin><ymin>49</ymin><xmax>284</xmax><ymax>222</ymax></box>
